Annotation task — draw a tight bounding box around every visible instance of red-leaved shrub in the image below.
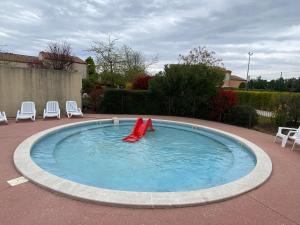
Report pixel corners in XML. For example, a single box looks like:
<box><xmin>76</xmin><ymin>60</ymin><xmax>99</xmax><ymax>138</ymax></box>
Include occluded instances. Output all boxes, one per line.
<box><xmin>132</xmin><ymin>75</ymin><xmax>152</xmax><ymax>90</ymax></box>
<box><xmin>89</xmin><ymin>84</ymin><xmax>103</xmax><ymax>111</ymax></box>
<box><xmin>211</xmin><ymin>90</ymin><xmax>238</xmax><ymax>121</ymax></box>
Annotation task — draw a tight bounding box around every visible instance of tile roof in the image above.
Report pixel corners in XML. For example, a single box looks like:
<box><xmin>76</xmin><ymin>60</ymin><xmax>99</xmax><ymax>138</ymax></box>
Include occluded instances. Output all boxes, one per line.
<box><xmin>231</xmin><ymin>75</ymin><xmax>246</xmax><ymax>81</ymax></box>
<box><xmin>0</xmin><ymin>52</ymin><xmax>86</xmax><ymax>64</ymax></box>
<box><xmin>0</xmin><ymin>53</ymin><xmax>40</xmax><ymax>64</ymax></box>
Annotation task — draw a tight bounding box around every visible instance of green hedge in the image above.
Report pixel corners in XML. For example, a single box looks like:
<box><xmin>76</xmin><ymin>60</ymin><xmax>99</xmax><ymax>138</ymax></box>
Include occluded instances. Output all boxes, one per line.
<box><xmin>224</xmin><ymin>105</ymin><xmax>258</xmax><ymax>128</ymax></box>
<box><xmin>100</xmin><ymin>89</ymin><xmax>212</xmax><ymax>118</ymax></box>
<box><xmin>100</xmin><ymin>89</ymin><xmax>167</xmax><ymax>115</ymax></box>
<box><xmin>234</xmin><ymin>90</ymin><xmax>300</xmax><ymax>111</ymax></box>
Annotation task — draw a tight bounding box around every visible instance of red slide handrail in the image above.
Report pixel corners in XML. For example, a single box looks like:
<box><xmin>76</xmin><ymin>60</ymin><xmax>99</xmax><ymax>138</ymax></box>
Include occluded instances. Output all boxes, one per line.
<box><xmin>123</xmin><ymin>118</ymin><xmax>155</xmax><ymax>142</ymax></box>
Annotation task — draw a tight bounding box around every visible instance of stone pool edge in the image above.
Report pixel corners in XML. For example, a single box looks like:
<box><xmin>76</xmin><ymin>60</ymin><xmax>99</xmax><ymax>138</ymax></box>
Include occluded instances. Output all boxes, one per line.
<box><xmin>13</xmin><ymin>118</ymin><xmax>272</xmax><ymax>208</ymax></box>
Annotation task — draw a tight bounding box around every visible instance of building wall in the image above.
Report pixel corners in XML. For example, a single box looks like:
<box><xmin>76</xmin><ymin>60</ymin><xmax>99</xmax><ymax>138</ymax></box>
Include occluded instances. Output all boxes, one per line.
<box><xmin>0</xmin><ymin>65</ymin><xmax>82</xmax><ymax>117</ymax></box>
<box><xmin>0</xmin><ymin>60</ymin><xmax>28</xmax><ymax>68</ymax></box>
<box><xmin>72</xmin><ymin>63</ymin><xmax>87</xmax><ymax>79</ymax></box>
<box><xmin>229</xmin><ymin>80</ymin><xmax>245</xmax><ymax>88</ymax></box>
<box><xmin>0</xmin><ymin>60</ymin><xmax>87</xmax><ymax>79</ymax></box>
<box><xmin>222</xmin><ymin>70</ymin><xmax>232</xmax><ymax>87</ymax></box>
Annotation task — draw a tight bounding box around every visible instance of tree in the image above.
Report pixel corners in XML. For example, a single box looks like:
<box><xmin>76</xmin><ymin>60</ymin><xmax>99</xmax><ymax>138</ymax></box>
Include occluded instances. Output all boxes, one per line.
<box><xmin>89</xmin><ymin>36</ymin><xmax>123</xmax><ymax>75</ymax></box>
<box><xmin>149</xmin><ymin>64</ymin><xmax>225</xmax><ymax>117</ymax></box>
<box><xmin>85</xmin><ymin>56</ymin><xmax>96</xmax><ymax>75</ymax></box>
<box><xmin>179</xmin><ymin>46</ymin><xmax>223</xmax><ymax>67</ymax></box>
<box><xmin>43</xmin><ymin>42</ymin><xmax>74</xmax><ymax>71</ymax></box>
<box><xmin>121</xmin><ymin>45</ymin><xmax>146</xmax><ymax>81</ymax></box>
<box><xmin>89</xmin><ymin>36</ymin><xmax>158</xmax><ymax>86</ymax></box>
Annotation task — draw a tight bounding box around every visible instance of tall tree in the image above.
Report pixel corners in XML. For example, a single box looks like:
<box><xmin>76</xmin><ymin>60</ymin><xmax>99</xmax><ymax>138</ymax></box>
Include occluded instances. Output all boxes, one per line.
<box><xmin>179</xmin><ymin>46</ymin><xmax>223</xmax><ymax>67</ymax></box>
<box><xmin>89</xmin><ymin>36</ymin><xmax>123</xmax><ymax>75</ymax></box>
<box><xmin>85</xmin><ymin>56</ymin><xmax>96</xmax><ymax>76</ymax></box>
<box><xmin>89</xmin><ymin>36</ymin><xmax>158</xmax><ymax>86</ymax></box>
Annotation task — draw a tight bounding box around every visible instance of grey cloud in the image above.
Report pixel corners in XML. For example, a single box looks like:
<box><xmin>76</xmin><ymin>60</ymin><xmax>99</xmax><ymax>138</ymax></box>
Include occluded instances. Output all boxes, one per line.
<box><xmin>1</xmin><ymin>0</ymin><xmax>300</xmax><ymax>79</ymax></box>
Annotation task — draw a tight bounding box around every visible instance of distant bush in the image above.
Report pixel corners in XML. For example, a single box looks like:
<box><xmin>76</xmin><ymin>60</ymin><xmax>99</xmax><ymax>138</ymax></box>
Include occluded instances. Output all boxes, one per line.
<box><xmin>225</xmin><ymin>105</ymin><xmax>258</xmax><ymax>128</ymax></box>
<box><xmin>149</xmin><ymin>64</ymin><xmax>225</xmax><ymax>118</ymax></box>
<box><xmin>239</xmin><ymin>82</ymin><xmax>246</xmax><ymax>89</ymax></box>
<box><xmin>100</xmin><ymin>89</ymin><xmax>166</xmax><ymax>114</ymax></box>
<box><xmin>132</xmin><ymin>75</ymin><xmax>152</xmax><ymax>90</ymax></box>
<box><xmin>234</xmin><ymin>90</ymin><xmax>279</xmax><ymax>110</ymax></box>
<box><xmin>273</xmin><ymin>94</ymin><xmax>300</xmax><ymax>126</ymax></box>
<box><xmin>211</xmin><ymin>90</ymin><xmax>238</xmax><ymax>121</ymax></box>
<box><xmin>125</xmin><ymin>82</ymin><xmax>133</xmax><ymax>90</ymax></box>
<box><xmin>82</xmin><ymin>95</ymin><xmax>93</xmax><ymax>111</ymax></box>
<box><xmin>100</xmin><ymin>64</ymin><xmax>225</xmax><ymax>118</ymax></box>
<box><xmin>82</xmin><ymin>78</ymin><xmax>96</xmax><ymax>94</ymax></box>
<box><xmin>233</xmin><ymin>90</ymin><xmax>300</xmax><ymax>111</ymax></box>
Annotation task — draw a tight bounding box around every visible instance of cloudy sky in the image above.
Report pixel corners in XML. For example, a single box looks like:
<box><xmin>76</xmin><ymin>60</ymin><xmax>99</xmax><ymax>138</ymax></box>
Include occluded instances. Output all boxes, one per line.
<box><xmin>1</xmin><ymin>0</ymin><xmax>300</xmax><ymax>79</ymax></box>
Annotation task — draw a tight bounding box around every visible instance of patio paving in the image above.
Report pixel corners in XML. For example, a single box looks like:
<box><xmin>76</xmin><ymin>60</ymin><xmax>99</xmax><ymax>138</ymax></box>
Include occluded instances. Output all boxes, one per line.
<box><xmin>0</xmin><ymin>114</ymin><xmax>299</xmax><ymax>225</ymax></box>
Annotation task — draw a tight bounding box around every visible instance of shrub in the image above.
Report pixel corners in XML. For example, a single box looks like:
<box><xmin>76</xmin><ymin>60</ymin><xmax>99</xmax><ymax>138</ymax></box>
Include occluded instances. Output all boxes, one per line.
<box><xmin>273</xmin><ymin>105</ymin><xmax>288</xmax><ymax>126</ymax></box>
<box><xmin>149</xmin><ymin>64</ymin><xmax>225</xmax><ymax>117</ymax></box>
<box><xmin>82</xmin><ymin>95</ymin><xmax>93</xmax><ymax>111</ymax></box>
<box><xmin>89</xmin><ymin>85</ymin><xmax>103</xmax><ymax>111</ymax></box>
<box><xmin>273</xmin><ymin>95</ymin><xmax>300</xmax><ymax>126</ymax></box>
<box><xmin>211</xmin><ymin>90</ymin><xmax>238</xmax><ymax>121</ymax></box>
<box><xmin>100</xmin><ymin>89</ymin><xmax>166</xmax><ymax>114</ymax></box>
<box><xmin>82</xmin><ymin>78</ymin><xmax>96</xmax><ymax>94</ymax></box>
<box><xmin>239</xmin><ymin>82</ymin><xmax>246</xmax><ymax>89</ymax></box>
<box><xmin>233</xmin><ymin>90</ymin><xmax>300</xmax><ymax>111</ymax></box>
<box><xmin>225</xmin><ymin>105</ymin><xmax>258</xmax><ymax>128</ymax></box>
<box><xmin>125</xmin><ymin>82</ymin><xmax>133</xmax><ymax>90</ymax></box>
<box><xmin>132</xmin><ymin>75</ymin><xmax>152</xmax><ymax>90</ymax></box>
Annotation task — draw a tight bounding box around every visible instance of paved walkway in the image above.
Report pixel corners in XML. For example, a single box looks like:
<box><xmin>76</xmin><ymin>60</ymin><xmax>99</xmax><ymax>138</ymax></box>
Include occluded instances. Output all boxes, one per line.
<box><xmin>0</xmin><ymin>114</ymin><xmax>300</xmax><ymax>225</ymax></box>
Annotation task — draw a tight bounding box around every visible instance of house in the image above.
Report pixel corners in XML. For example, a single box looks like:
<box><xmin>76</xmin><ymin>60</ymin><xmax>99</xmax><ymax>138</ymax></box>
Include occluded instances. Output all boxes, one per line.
<box><xmin>0</xmin><ymin>52</ymin><xmax>87</xmax><ymax>78</ymax></box>
<box><xmin>223</xmin><ymin>70</ymin><xmax>246</xmax><ymax>88</ymax></box>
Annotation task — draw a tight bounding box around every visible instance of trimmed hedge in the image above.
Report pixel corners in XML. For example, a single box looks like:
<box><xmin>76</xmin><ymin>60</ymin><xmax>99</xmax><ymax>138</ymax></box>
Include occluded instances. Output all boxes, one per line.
<box><xmin>100</xmin><ymin>89</ymin><xmax>212</xmax><ymax>118</ymax></box>
<box><xmin>234</xmin><ymin>90</ymin><xmax>300</xmax><ymax>111</ymax></box>
<box><xmin>100</xmin><ymin>89</ymin><xmax>167</xmax><ymax>115</ymax></box>
<box><xmin>224</xmin><ymin>105</ymin><xmax>258</xmax><ymax>128</ymax></box>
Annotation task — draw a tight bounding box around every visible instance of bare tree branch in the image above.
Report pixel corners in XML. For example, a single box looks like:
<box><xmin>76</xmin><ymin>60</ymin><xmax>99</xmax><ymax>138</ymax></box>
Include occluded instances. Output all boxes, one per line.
<box><xmin>179</xmin><ymin>46</ymin><xmax>224</xmax><ymax>67</ymax></box>
<box><xmin>43</xmin><ymin>42</ymin><xmax>74</xmax><ymax>71</ymax></box>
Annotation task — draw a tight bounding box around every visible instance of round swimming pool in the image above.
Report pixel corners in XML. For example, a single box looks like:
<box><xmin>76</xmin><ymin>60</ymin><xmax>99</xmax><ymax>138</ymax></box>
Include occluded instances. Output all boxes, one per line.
<box><xmin>31</xmin><ymin>120</ymin><xmax>256</xmax><ymax>192</ymax></box>
<box><xmin>14</xmin><ymin>118</ymin><xmax>272</xmax><ymax>207</ymax></box>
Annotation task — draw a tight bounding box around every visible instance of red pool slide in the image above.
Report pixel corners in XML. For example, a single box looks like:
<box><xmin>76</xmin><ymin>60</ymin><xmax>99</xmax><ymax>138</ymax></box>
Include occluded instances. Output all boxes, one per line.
<box><xmin>123</xmin><ymin>118</ymin><xmax>155</xmax><ymax>142</ymax></box>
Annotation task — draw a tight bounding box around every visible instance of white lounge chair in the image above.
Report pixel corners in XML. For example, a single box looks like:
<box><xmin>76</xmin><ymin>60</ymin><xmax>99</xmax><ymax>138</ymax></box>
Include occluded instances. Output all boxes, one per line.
<box><xmin>292</xmin><ymin>133</ymin><xmax>300</xmax><ymax>150</ymax></box>
<box><xmin>43</xmin><ymin>101</ymin><xmax>60</xmax><ymax>119</ymax></box>
<box><xmin>16</xmin><ymin>101</ymin><xmax>36</xmax><ymax>121</ymax></box>
<box><xmin>66</xmin><ymin>101</ymin><xmax>83</xmax><ymax>118</ymax></box>
<box><xmin>274</xmin><ymin>126</ymin><xmax>300</xmax><ymax>147</ymax></box>
<box><xmin>0</xmin><ymin>111</ymin><xmax>8</xmax><ymax>124</ymax></box>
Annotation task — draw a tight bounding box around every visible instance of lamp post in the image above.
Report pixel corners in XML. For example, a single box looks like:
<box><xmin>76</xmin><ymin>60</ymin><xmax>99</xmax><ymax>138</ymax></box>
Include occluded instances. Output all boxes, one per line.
<box><xmin>246</xmin><ymin>52</ymin><xmax>253</xmax><ymax>91</ymax></box>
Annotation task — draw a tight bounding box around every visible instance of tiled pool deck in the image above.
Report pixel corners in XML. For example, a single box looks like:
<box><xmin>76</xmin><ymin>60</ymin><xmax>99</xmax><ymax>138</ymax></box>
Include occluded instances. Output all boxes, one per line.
<box><xmin>1</xmin><ymin>114</ymin><xmax>300</xmax><ymax>225</ymax></box>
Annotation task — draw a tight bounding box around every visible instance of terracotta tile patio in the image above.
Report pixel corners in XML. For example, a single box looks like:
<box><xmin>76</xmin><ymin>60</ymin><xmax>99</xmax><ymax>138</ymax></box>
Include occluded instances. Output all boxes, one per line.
<box><xmin>0</xmin><ymin>114</ymin><xmax>300</xmax><ymax>225</ymax></box>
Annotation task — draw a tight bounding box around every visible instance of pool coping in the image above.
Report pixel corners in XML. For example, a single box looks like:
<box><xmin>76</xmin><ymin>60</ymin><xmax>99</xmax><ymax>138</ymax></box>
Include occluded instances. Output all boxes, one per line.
<box><xmin>13</xmin><ymin>118</ymin><xmax>272</xmax><ymax>208</ymax></box>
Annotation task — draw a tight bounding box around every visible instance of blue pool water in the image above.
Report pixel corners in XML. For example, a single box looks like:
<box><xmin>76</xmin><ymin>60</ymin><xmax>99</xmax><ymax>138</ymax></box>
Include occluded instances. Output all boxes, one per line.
<box><xmin>31</xmin><ymin>120</ymin><xmax>256</xmax><ymax>192</ymax></box>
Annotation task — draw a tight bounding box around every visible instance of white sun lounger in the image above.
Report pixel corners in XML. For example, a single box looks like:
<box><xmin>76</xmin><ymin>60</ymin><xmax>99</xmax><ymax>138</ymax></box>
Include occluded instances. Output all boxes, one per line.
<box><xmin>292</xmin><ymin>135</ymin><xmax>300</xmax><ymax>150</ymax></box>
<box><xmin>16</xmin><ymin>101</ymin><xmax>36</xmax><ymax>121</ymax></box>
<box><xmin>274</xmin><ymin>126</ymin><xmax>300</xmax><ymax>148</ymax></box>
<box><xmin>0</xmin><ymin>111</ymin><xmax>8</xmax><ymax>124</ymax></box>
<box><xmin>66</xmin><ymin>101</ymin><xmax>83</xmax><ymax>118</ymax></box>
<box><xmin>43</xmin><ymin>101</ymin><xmax>60</xmax><ymax>119</ymax></box>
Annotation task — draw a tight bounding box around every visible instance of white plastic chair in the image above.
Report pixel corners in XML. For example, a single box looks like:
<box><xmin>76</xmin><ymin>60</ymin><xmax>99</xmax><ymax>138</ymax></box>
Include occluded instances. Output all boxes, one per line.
<box><xmin>0</xmin><ymin>111</ymin><xmax>8</xmax><ymax>124</ymax></box>
<box><xmin>43</xmin><ymin>101</ymin><xmax>60</xmax><ymax>119</ymax></box>
<box><xmin>66</xmin><ymin>101</ymin><xmax>83</xmax><ymax>118</ymax></box>
<box><xmin>292</xmin><ymin>134</ymin><xmax>300</xmax><ymax>150</ymax></box>
<box><xmin>274</xmin><ymin>126</ymin><xmax>300</xmax><ymax>148</ymax></box>
<box><xmin>16</xmin><ymin>101</ymin><xmax>36</xmax><ymax>121</ymax></box>
<box><xmin>283</xmin><ymin>128</ymin><xmax>300</xmax><ymax>150</ymax></box>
